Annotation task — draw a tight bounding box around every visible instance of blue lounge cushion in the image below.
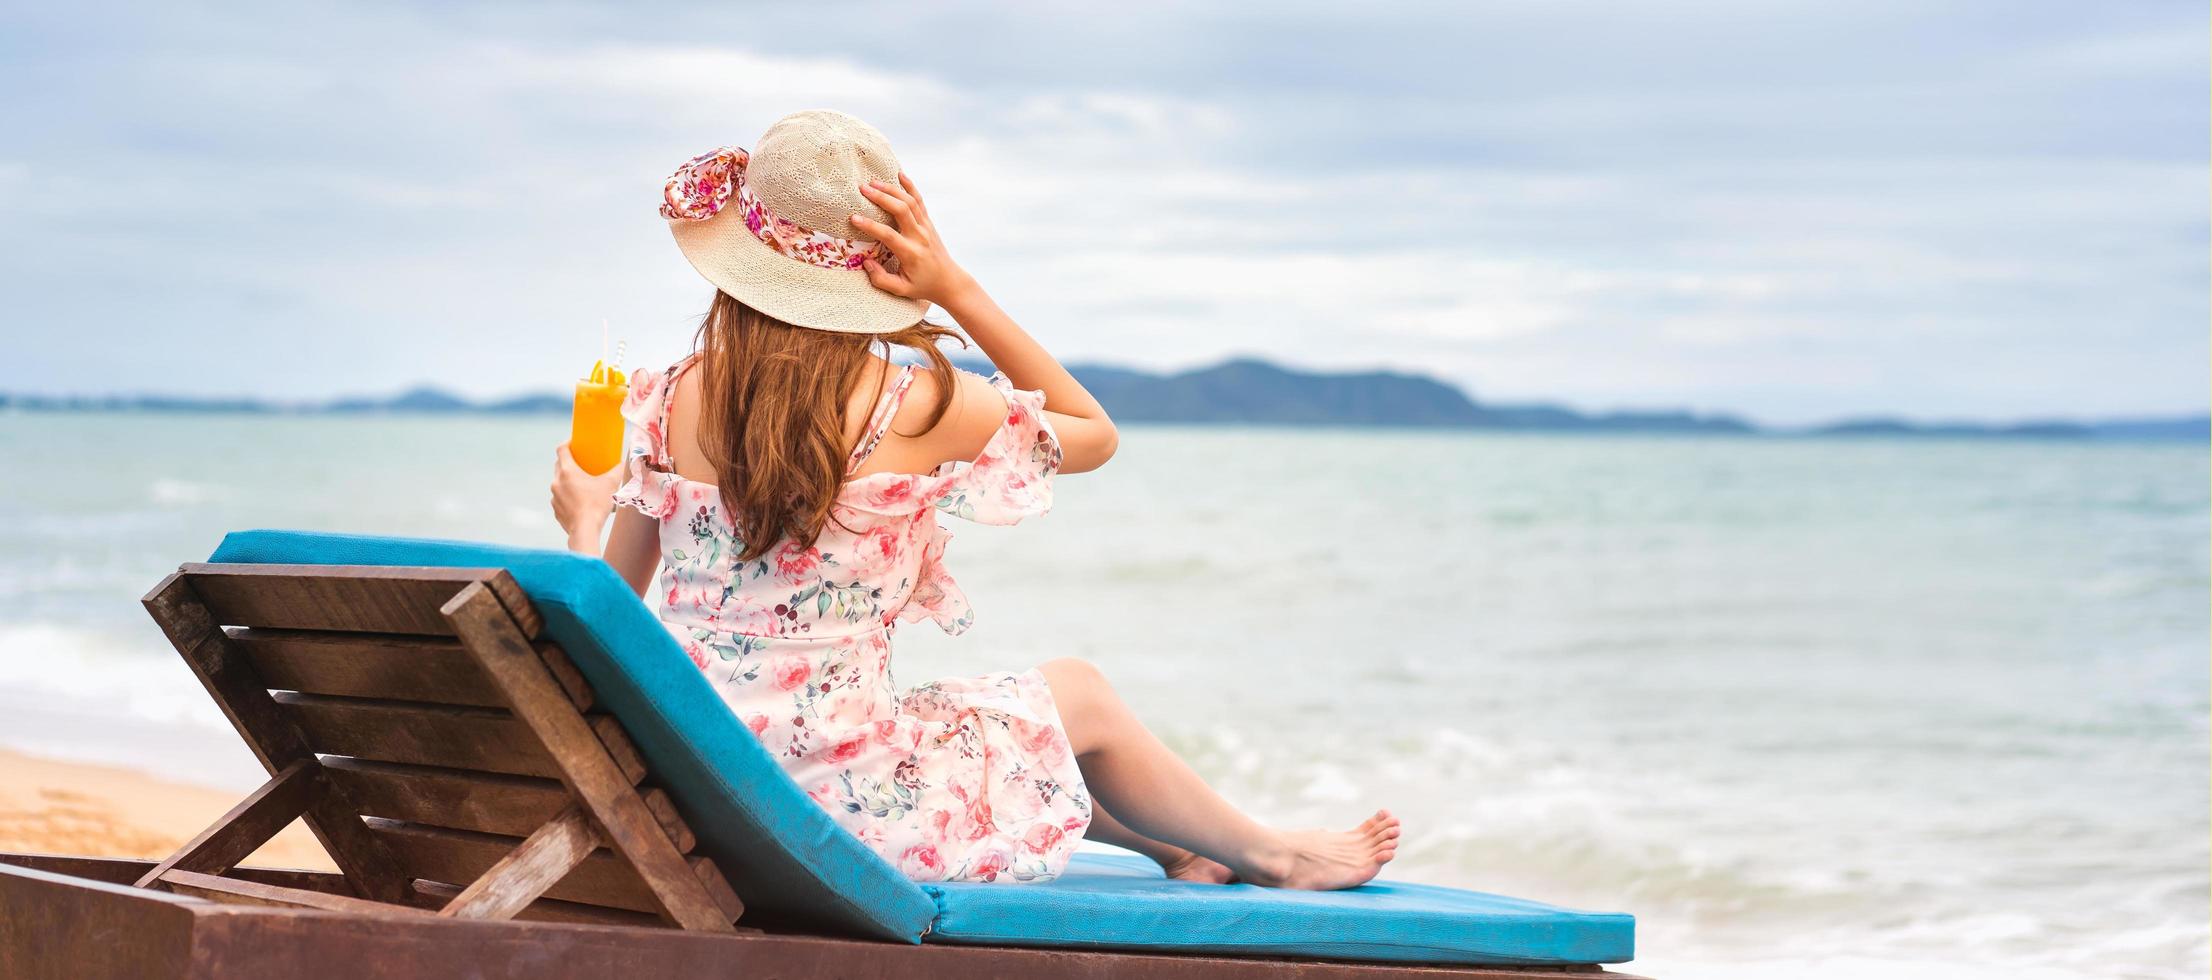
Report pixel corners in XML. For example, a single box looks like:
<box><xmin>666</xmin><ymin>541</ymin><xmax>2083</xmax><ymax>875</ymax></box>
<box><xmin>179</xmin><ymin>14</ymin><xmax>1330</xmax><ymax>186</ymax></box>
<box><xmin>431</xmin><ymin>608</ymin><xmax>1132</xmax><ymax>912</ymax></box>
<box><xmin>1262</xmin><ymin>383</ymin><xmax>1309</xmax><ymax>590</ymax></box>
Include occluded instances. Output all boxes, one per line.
<box><xmin>926</xmin><ymin>853</ymin><xmax>1635</xmax><ymax>966</ymax></box>
<box><xmin>207</xmin><ymin>529</ymin><xmax>940</xmax><ymax>942</ymax></box>
<box><xmin>207</xmin><ymin>530</ymin><xmax>1636</xmax><ymax>967</ymax></box>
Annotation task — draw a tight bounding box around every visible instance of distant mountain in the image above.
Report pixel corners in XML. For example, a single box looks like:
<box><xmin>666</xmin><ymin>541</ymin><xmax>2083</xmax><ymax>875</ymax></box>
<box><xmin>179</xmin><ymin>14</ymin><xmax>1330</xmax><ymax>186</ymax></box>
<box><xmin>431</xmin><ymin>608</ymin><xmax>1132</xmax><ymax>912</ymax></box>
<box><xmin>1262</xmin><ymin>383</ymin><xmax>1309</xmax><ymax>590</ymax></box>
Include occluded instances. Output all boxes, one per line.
<box><xmin>4</xmin><ymin>358</ymin><xmax>2205</xmax><ymax>440</ymax></box>
<box><xmin>1043</xmin><ymin>358</ymin><xmax>1755</xmax><ymax>433</ymax></box>
<box><xmin>1808</xmin><ymin>418</ymin><xmax>2092</xmax><ymax>439</ymax></box>
<box><xmin>2084</xmin><ymin>416</ymin><xmax>2212</xmax><ymax>441</ymax></box>
<box><xmin>1067</xmin><ymin>358</ymin><xmax>1488</xmax><ymax>427</ymax></box>
<box><xmin>327</xmin><ymin>385</ymin><xmax>473</xmax><ymax>414</ymax></box>
<box><xmin>481</xmin><ymin>392</ymin><xmax>574</xmax><ymax>414</ymax></box>
<box><xmin>0</xmin><ymin>393</ymin><xmax>281</xmax><ymax>413</ymax></box>
<box><xmin>1806</xmin><ymin>415</ymin><xmax>2211</xmax><ymax>440</ymax></box>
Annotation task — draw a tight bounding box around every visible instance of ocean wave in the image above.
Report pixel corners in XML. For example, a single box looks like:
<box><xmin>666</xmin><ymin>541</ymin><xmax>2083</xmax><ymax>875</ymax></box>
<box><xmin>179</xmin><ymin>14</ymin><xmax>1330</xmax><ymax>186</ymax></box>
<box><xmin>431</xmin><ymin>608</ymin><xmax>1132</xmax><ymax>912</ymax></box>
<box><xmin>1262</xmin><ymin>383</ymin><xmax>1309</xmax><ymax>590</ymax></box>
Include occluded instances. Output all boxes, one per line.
<box><xmin>0</xmin><ymin>622</ymin><xmax>276</xmax><ymax>788</ymax></box>
<box><xmin>0</xmin><ymin>623</ymin><xmax>233</xmax><ymax>729</ymax></box>
<box><xmin>0</xmin><ymin>554</ymin><xmax>169</xmax><ymax>599</ymax></box>
<box><xmin>1165</xmin><ymin>723</ymin><xmax>2209</xmax><ymax>979</ymax></box>
<box><xmin>148</xmin><ymin>477</ymin><xmax>231</xmax><ymax>506</ymax></box>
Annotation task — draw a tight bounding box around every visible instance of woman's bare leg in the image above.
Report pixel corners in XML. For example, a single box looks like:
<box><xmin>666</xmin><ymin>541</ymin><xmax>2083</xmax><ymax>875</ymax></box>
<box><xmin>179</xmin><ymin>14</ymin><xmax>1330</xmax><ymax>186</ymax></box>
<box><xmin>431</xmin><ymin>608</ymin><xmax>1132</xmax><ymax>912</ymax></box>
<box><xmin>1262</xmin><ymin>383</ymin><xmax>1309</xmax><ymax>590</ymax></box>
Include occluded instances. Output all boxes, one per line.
<box><xmin>1039</xmin><ymin>657</ymin><xmax>1400</xmax><ymax>890</ymax></box>
<box><xmin>1087</xmin><ymin>803</ymin><xmax>1235</xmax><ymax>884</ymax></box>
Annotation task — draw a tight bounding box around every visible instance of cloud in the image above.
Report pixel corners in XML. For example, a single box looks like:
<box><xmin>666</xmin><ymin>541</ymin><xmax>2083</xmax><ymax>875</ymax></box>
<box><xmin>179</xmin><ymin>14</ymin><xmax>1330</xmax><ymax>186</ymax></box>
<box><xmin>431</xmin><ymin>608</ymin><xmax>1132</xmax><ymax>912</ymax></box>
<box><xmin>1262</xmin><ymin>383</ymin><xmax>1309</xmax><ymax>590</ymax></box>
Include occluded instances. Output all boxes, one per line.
<box><xmin>0</xmin><ymin>0</ymin><xmax>2202</xmax><ymax>424</ymax></box>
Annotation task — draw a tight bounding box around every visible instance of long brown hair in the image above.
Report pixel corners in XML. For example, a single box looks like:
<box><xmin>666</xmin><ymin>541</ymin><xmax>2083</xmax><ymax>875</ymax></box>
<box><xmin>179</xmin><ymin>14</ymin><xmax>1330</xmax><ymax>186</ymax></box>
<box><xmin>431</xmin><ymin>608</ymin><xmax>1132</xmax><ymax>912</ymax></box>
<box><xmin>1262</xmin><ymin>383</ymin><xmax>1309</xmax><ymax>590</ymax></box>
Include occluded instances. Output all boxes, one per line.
<box><xmin>692</xmin><ymin>290</ymin><xmax>959</xmax><ymax>561</ymax></box>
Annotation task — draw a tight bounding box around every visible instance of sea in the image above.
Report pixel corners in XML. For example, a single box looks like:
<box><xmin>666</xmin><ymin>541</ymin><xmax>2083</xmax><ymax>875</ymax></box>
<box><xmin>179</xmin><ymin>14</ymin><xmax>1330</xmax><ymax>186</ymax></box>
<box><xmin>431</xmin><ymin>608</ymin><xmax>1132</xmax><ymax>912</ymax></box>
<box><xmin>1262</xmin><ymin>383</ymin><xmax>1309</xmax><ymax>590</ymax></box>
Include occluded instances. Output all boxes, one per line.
<box><xmin>4</xmin><ymin>411</ymin><xmax>2205</xmax><ymax>979</ymax></box>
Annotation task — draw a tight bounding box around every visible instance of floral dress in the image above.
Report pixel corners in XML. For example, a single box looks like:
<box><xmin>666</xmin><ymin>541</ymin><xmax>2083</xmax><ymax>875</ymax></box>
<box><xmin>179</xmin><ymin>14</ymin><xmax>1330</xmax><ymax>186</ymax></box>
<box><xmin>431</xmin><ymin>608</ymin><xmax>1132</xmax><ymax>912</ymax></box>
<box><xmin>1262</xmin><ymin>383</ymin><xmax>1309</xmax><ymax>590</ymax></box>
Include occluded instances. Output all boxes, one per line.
<box><xmin>611</xmin><ymin>355</ymin><xmax>1091</xmax><ymax>884</ymax></box>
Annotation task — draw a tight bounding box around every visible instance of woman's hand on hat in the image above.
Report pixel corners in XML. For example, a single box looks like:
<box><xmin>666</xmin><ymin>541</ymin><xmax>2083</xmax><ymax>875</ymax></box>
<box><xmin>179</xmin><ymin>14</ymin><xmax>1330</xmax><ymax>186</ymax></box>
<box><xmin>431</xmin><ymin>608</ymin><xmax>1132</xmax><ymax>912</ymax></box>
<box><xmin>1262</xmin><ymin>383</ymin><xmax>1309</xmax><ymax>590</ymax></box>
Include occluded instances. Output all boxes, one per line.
<box><xmin>853</xmin><ymin>174</ymin><xmax>980</xmax><ymax>310</ymax></box>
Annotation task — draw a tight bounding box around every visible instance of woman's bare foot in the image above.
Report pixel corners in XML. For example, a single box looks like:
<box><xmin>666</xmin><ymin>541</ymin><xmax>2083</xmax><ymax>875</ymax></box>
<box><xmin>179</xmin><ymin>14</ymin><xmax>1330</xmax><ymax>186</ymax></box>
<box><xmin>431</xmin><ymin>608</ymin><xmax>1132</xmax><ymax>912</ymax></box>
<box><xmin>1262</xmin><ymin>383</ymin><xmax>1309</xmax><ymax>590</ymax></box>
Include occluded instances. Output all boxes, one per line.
<box><xmin>1238</xmin><ymin>810</ymin><xmax>1401</xmax><ymax>891</ymax></box>
<box><xmin>1158</xmin><ymin>849</ymin><xmax>1237</xmax><ymax>885</ymax></box>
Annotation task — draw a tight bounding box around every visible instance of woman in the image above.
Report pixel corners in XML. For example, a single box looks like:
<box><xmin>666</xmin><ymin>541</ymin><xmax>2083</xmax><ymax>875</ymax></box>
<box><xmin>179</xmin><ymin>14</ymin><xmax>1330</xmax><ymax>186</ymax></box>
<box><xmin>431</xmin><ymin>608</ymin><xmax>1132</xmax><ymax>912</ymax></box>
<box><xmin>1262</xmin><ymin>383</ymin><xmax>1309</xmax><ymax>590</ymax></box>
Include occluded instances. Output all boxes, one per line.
<box><xmin>551</xmin><ymin>110</ymin><xmax>1398</xmax><ymax>888</ymax></box>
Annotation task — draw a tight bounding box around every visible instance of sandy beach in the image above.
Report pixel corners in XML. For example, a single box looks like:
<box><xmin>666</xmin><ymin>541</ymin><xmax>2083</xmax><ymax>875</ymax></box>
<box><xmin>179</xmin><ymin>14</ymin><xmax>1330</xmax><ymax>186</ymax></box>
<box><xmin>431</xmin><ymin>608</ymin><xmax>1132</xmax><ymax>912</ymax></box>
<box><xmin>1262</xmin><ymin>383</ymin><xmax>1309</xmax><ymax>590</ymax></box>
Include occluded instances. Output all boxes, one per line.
<box><xmin>0</xmin><ymin>749</ymin><xmax>333</xmax><ymax>871</ymax></box>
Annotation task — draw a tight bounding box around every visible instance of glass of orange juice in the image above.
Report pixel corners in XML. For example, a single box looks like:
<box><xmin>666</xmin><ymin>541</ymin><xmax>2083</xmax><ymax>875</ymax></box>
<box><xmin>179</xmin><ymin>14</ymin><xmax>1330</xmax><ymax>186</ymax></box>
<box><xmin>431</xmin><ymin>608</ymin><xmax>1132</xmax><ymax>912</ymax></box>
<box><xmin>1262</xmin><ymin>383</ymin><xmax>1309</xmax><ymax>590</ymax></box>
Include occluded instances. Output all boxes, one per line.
<box><xmin>569</xmin><ymin>358</ymin><xmax>628</xmax><ymax>476</ymax></box>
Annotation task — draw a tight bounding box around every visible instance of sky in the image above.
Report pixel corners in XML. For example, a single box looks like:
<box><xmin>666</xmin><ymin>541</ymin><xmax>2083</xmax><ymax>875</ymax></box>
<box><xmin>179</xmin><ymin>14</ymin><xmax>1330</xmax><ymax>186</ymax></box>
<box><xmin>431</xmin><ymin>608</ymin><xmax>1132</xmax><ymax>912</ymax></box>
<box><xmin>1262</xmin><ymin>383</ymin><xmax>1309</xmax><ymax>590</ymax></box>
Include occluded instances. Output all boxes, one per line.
<box><xmin>2</xmin><ymin>1</ymin><xmax>2205</xmax><ymax>425</ymax></box>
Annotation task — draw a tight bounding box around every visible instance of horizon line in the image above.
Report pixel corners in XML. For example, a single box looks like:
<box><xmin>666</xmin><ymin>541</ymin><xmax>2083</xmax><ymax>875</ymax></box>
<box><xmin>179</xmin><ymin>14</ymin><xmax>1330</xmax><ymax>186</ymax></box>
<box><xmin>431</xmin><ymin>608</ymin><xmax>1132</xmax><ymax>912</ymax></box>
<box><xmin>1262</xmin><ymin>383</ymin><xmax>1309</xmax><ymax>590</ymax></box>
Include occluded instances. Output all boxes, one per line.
<box><xmin>5</xmin><ymin>353</ymin><xmax>2207</xmax><ymax>435</ymax></box>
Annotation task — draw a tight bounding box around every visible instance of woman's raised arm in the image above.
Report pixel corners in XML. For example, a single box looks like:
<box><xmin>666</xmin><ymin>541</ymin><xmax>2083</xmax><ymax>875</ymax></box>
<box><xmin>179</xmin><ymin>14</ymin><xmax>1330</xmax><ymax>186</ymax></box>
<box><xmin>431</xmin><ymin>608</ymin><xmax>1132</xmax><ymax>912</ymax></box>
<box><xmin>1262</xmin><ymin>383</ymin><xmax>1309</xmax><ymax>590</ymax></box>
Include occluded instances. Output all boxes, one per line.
<box><xmin>852</xmin><ymin>174</ymin><xmax>1118</xmax><ymax>473</ymax></box>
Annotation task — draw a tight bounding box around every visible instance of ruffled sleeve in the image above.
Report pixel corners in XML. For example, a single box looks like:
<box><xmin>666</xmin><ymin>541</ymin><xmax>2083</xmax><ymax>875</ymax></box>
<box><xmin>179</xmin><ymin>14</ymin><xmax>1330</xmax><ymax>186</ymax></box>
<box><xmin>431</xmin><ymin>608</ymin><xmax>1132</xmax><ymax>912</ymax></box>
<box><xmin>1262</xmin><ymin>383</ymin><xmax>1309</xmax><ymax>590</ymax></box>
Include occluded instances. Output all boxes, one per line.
<box><xmin>609</xmin><ymin>361</ymin><xmax>683</xmax><ymax>521</ymax></box>
<box><xmin>887</xmin><ymin>373</ymin><xmax>1062</xmax><ymax>637</ymax></box>
<box><xmin>897</xmin><ymin>525</ymin><xmax>976</xmax><ymax>635</ymax></box>
<box><xmin>928</xmin><ymin>372</ymin><xmax>1062</xmax><ymax>526</ymax></box>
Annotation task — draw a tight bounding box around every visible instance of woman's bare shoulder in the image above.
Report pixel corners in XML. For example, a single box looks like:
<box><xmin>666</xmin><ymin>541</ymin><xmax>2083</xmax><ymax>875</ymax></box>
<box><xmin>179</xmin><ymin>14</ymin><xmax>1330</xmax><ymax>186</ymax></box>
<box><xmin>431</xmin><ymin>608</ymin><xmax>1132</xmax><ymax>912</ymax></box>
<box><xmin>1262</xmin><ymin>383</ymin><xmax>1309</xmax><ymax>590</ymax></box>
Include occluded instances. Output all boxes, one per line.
<box><xmin>892</xmin><ymin>366</ymin><xmax>1006</xmax><ymax>459</ymax></box>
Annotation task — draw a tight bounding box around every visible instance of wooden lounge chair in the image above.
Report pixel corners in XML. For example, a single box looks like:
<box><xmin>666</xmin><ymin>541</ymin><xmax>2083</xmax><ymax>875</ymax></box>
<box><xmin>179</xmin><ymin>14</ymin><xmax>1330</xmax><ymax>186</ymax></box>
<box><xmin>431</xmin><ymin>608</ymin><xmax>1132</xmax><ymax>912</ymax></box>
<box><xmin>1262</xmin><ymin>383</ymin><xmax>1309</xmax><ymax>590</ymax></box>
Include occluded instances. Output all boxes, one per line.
<box><xmin>0</xmin><ymin>530</ymin><xmax>1645</xmax><ymax>980</ymax></box>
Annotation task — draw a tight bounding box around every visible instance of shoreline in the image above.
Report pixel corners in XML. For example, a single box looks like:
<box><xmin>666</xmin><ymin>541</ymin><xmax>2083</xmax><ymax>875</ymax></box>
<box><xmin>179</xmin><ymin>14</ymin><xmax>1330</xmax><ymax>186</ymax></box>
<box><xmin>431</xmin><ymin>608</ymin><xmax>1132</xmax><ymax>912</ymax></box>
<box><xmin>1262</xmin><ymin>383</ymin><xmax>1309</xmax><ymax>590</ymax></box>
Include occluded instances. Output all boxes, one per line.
<box><xmin>0</xmin><ymin>748</ymin><xmax>333</xmax><ymax>871</ymax></box>
<box><xmin>7</xmin><ymin>403</ymin><xmax>2208</xmax><ymax>443</ymax></box>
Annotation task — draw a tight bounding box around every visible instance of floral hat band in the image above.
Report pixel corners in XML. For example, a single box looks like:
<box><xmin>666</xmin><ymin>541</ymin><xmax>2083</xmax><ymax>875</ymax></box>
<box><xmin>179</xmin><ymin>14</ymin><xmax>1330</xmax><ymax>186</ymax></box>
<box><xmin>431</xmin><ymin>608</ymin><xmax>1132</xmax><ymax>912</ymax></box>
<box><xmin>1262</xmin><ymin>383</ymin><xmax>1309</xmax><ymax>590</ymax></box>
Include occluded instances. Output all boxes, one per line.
<box><xmin>659</xmin><ymin>145</ymin><xmax>897</xmax><ymax>273</ymax></box>
<box><xmin>660</xmin><ymin>111</ymin><xmax>925</xmax><ymax>334</ymax></box>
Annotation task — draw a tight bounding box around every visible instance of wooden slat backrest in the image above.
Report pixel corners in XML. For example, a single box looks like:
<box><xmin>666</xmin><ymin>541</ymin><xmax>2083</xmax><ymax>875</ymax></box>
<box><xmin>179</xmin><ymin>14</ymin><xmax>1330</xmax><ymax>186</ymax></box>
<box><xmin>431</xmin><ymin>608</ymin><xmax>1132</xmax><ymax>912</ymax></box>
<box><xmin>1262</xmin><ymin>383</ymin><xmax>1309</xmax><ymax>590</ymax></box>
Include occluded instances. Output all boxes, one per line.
<box><xmin>179</xmin><ymin>563</ymin><xmax>544</xmax><ymax>638</ymax></box>
<box><xmin>272</xmin><ymin>692</ymin><xmax>565</xmax><ymax>779</ymax></box>
<box><xmin>141</xmin><ymin>563</ymin><xmax>739</xmax><ymax>931</ymax></box>
<box><xmin>141</xmin><ymin>572</ymin><xmax>417</xmax><ymax>904</ymax></box>
<box><xmin>322</xmin><ymin>759</ymin><xmax>572</xmax><ymax>839</ymax></box>
<box><xmin>323</xmin><ymin>759</ymin><xmax>697</xmax><ymax>852</ymax></box>
<box><xmin>270</xmin><ymin>693</ymin><xmax>651</xmax><ymax>784</ymax></box>
<box><xmin>229</xmin><ymin>630</ymin><xmax>509</xmax><ymax>707</ymax></box>
<box><xmin>230</xmin><ymin>629</ymin><xmax>596</xmax><ymax>709</ymax></box>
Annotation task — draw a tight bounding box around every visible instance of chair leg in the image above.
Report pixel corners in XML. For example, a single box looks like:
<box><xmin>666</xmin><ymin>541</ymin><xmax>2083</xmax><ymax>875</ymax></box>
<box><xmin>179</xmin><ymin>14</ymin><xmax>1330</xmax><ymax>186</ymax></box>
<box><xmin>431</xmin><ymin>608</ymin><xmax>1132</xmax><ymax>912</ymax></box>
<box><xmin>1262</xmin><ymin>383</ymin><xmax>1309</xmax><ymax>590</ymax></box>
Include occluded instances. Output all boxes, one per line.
<box><xmin>135</xmin><ymin>759</ymin><xmax>322</xmax><ymax>890</ymax></box>
<box><xmin>438</xmin><ymin>804</ymin><xmax>600</xmax><ymax>921</ymax></box>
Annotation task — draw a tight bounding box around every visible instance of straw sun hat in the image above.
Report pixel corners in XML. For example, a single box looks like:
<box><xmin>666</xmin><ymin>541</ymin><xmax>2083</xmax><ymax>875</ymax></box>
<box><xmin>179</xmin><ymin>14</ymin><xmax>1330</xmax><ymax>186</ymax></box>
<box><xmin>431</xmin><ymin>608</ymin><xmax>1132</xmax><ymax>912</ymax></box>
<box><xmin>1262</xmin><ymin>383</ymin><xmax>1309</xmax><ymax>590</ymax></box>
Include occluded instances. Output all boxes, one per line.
<box><xmin>659</xmin><ymin>109</ymin><xmax>928</xmax><ymax>334</ymax></box>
